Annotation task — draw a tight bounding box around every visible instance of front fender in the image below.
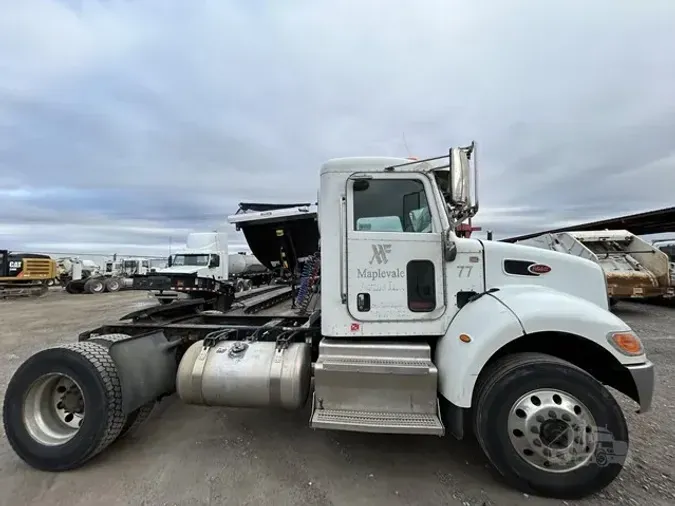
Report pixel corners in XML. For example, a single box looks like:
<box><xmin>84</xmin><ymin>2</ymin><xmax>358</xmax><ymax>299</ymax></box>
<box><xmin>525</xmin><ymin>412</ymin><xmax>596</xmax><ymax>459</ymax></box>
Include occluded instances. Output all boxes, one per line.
<box><xmin>491</xmin><ymin>285</ymin><xmax>643</xmax><ymax>366</ymax></box>
<box><xmin>436</xmin><ymin>286</ymin><xmax>648</xmax><ymax>409</ymax></box>
<box><xmin>436</xmin><ymin>293</ymin><xmax>524</xmax><ymax>408</ymax></box>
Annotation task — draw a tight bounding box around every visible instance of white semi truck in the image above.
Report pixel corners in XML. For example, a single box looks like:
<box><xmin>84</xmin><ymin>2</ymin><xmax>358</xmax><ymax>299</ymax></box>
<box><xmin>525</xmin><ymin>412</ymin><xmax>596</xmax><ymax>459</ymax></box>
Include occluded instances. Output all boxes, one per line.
<box><xmin>516</xmin><ymin>230</ymin><xmax>674</xmax><ymax>305</ymax></box>
<box><xmin>61</xmin><ymin>257</ymin><xmax>168</xmax><ymax>294</ymax></box>
<box><xmin>133</xmin><ymin>231</ymin><xmax>276</xmax><ymax>306</ymax></box>
<box><xmin>3</xmin><ymin>143</ymin><xmax>654</xmax><ymax>500</ymax></box>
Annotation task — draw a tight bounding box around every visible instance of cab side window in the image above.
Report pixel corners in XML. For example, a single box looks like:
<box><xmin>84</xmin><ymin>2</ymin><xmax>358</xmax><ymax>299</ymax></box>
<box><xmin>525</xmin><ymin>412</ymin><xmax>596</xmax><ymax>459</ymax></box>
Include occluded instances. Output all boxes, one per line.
<box><xmin>352</xmin><ymin>179</ymin><xmax>432</xmax><ymax>233</ymax></box>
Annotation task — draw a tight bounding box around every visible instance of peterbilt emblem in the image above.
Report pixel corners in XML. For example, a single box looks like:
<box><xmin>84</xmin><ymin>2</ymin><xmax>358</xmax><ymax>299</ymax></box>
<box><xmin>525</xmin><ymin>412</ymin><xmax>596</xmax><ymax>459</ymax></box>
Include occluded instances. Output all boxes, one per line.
<box><xmin>528</xmin><ymin>264</ymin><xmax>552</xmax><ymax>275</ymax></box>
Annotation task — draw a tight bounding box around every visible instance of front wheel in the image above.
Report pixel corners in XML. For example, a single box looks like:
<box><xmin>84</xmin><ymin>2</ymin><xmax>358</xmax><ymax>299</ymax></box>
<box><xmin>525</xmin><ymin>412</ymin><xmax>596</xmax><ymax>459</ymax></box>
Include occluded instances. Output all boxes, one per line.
<box><xmin>473</xmin><ymin>352</ymin><xmax>628</xmax><ymax>499</ymax></box>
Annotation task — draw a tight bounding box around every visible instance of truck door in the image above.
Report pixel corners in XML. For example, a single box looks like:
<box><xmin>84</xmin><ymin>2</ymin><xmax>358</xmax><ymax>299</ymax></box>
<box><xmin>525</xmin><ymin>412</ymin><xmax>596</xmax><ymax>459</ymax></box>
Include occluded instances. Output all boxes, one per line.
<box><xmin>345</xmin><ymin>173</ymin><xmax>446</xmax><ymax>322</ymax></box>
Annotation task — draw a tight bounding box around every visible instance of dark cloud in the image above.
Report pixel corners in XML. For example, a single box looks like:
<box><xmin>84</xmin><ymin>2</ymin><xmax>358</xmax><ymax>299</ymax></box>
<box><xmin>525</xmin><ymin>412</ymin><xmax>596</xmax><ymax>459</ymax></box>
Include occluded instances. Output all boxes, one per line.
<box><xmin>0</xmin><ymin>0</ymin><xmax>674</xmax><ymax>257</ymax></box>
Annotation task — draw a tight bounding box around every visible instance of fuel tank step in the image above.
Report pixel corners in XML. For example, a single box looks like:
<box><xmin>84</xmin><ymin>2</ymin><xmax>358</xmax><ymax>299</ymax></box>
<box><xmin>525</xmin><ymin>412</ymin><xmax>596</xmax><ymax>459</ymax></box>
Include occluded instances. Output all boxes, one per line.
<box><xmin>311</xmin><ymin>402</ymin><xmax>444</xmax><ymax>435</ymax></box>
<box><xmin>310</xmin><ymin>339</ymin><xmax>444</xmax><ymax>436</ymax></box>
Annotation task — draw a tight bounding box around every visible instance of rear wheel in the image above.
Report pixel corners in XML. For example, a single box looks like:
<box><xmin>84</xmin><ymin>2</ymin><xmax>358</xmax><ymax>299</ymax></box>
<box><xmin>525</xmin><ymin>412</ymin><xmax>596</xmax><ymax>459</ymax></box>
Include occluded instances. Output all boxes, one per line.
<box><xmin>65</xmin><ymin>281</ymin><xmax>80</xmax><ymax>294</ymax></box>
<box><xmin>84</xmin><ymin>278</ymin><xmax>105</xmax><ymax>294</ymax></box>
<box><xmin>87</xmin><ymin>334</ymin><xmax>156</xmax><ymax>440</ymax></box>
<box><xmin>105</xmin><ymin>277</ymin><xmax>122</xmax><ymax>293</ymax></box>
<box><xmin>473</xmin><ymin>352</ymin><xmax>628</xmax><ymax>499</ymax></box>
<box><xmin>2</xmin><ymin>342</ymin><xmax>125</xmax><ymax>471</ymax></box>
<box><xmin>235</xmin><ymin>279</ymin><xmax>245</xmax><ymax>293</ymax></box>
<box><xmin>117</xmin><ymin>402</ymin><xmax>155</xmax><ymax>439</ymax></box>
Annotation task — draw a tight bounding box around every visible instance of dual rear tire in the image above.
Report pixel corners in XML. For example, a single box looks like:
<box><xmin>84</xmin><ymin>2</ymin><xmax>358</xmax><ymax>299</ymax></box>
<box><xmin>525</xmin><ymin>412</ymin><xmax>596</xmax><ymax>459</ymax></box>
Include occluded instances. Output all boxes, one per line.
<box><xmin>3</xmin><ymin>338</ymin><xmax>155</xmax><ymax>472</ymax></box>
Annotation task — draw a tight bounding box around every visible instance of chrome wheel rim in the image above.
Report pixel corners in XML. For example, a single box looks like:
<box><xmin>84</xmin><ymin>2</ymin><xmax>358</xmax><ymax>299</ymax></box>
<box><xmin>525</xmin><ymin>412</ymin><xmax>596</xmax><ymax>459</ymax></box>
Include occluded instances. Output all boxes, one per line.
<box><xmin>23</xmin><ymin>374</ymin><xmax>85</xmax><ymax>446</ymax></box>
<box><xmin>507</xmin><ymin>389</ymin><xmax>598</xmax><ymax>473</ymax></box>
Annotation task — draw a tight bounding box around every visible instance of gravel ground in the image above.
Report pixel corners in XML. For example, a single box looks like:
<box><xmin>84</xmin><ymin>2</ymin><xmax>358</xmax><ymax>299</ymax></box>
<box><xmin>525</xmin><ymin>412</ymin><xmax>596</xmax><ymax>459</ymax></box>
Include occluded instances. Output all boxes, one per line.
<box><xmin>0</xmin><ymin>291</ymin><xmax>673</xmax><ymax>506</ymax></box>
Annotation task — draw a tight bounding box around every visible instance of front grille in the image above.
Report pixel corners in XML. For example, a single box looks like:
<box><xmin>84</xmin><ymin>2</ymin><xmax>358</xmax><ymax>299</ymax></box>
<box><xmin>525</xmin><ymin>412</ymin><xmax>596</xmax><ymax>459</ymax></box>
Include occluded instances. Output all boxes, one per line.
<box><xmin>24</xmin><ymin>260</ymin><xmax>54</xmax><ymax>278</ymax></box>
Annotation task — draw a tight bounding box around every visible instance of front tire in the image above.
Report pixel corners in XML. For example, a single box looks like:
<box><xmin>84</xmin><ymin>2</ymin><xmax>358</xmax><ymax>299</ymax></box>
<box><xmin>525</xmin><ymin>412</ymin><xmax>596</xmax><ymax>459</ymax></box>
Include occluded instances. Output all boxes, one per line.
<box><xmin>2</xmin><ymin>342</ymin><xmax>125</xmax><ymax>471</ymax></box>
<box><xmin>473</xmin><ymin>352</ymin><xmax>628</xmax><ymax>499</ymax></box>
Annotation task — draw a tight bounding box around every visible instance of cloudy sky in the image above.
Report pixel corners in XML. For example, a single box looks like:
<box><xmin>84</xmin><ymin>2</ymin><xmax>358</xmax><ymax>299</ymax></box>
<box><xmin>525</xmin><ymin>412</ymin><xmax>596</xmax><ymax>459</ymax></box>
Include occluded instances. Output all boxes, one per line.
<box><xmin>1</xmin><ymin>0</ymin><xmax>674</xmax><ymax>260</ymax></box>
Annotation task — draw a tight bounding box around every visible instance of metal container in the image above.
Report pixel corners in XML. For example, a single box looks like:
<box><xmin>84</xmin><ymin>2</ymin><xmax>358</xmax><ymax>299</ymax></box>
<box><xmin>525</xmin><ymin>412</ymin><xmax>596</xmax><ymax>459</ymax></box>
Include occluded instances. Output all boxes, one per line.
<box><xmin>176</xmin><ymin>340</ymin><xmax>312</xmax><ymax>410</ymax></box>
<box><xmin>228</xmin><ymin>253</ymin><xmax>265</xmax><ymax>275</ymax></box>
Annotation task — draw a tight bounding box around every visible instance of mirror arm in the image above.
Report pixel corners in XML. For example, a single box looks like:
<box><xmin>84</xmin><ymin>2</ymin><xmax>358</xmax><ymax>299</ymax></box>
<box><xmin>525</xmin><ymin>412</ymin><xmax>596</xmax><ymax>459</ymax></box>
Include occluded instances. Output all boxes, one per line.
<box><xmin>443</xmin><ymin>230</ymin><xmax>458</xmax><ymax>262</ymax></box>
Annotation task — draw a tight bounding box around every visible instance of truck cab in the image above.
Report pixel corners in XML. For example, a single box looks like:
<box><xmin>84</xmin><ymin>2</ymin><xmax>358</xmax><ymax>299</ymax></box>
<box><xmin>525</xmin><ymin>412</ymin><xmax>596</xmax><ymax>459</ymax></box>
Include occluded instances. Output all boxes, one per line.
<box><xmin>312</xmin><ymin>144</ymin><xmax>653</xmax><ymax>496</ymax></box>
<box><xmin>320</xmin><ymin>147</ymin><xmax>611</xmax><ymax>338</ymax></box>
<box><xmin>161</xmin><ymin>233</ymin><xmax>229</xmax><ymax>281</ymax></box>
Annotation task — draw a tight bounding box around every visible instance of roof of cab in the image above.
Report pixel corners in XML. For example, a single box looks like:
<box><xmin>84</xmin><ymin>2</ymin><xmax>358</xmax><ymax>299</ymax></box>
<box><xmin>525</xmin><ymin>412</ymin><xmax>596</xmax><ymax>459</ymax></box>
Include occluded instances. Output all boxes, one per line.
<box><xmin>320</xmin><ymin>156</ymin><xmax>424</xmax><ymax>175</ymax></box>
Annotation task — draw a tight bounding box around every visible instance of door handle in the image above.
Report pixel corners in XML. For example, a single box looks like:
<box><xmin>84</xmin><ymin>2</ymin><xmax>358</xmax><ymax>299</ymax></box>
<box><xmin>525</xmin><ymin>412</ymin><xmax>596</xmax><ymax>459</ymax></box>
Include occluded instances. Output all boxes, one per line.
<box><xmin>357</xmin><ymin>293</ymin><xmax>371</xmax><ymax>312</ymax></box>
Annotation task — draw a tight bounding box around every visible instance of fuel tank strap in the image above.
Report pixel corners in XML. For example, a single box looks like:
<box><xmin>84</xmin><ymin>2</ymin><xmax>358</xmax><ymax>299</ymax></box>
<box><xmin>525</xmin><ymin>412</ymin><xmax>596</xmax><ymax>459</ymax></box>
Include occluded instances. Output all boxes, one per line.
<box><xmin>269</xmin><ymin>348</ymin><xmax>285</xmax><ymax>406</ymax></box>
<box><xmin>190</xmin><ymin>346</ymin><xmax>210</xmax><ymax>405</ymax></box>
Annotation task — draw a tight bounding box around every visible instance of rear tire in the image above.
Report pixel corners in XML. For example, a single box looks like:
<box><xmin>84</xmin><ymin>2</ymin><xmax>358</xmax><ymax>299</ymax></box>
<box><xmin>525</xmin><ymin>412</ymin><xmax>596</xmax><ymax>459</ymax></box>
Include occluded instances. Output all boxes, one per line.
<box><xmin>87</xmin><ymin>334</ymin><xmax>156</xmax><ymax>441</ymax></box>
<box><xmin>2</xmin><ymin>342</ymin><xmax>125</xmax><ymax>471</ymax></box>
<box><xmin>65</xmin><ymin>281</ymin><xmax>80</xmax><ymax>294</ymax></box>
<box><xmin>117</xmin><ymin>402</ymin><xmax>155</xmax><ymax>439</ymax></box>
<box><xmin>473</xmin><ymin>352</ymin><xmax>628</xmax><ymax>499</ymax></box>
<box><xmin>105</xmin><ymin>277</ymin><xmax>122</xmax><ymax>293</ymax></box>
<box><xmin>84</xmin><ymin>278</ymin><xmax>105</xmax><ymax>294</ymax></box>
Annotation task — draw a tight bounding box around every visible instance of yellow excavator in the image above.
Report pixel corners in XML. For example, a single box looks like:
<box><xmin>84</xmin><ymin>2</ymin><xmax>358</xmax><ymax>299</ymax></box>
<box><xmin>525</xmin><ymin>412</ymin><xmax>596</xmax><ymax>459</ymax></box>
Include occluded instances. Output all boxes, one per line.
<box><xmin>0</xmin><ymin>250</ymin><xmax>57</xmax><ymax>298</ymax></box>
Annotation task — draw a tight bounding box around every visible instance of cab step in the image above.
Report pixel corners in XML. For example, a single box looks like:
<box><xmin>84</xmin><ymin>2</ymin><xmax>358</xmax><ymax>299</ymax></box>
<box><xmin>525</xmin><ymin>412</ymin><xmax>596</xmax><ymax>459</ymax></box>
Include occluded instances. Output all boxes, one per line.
<box><xmin>311</xmin><ymin>401</ymin><xmax>444</xmax><ymax>435</ymax></box>
<box><xmin>310</xmin><ymin>339</ymin><xmax>444</xmax><ymax>436</ymax></box>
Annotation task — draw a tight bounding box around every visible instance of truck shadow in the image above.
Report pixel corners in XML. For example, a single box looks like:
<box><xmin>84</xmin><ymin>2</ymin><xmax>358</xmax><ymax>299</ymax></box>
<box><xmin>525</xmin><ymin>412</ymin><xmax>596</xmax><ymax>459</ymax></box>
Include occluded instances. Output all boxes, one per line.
<box><xmin>108</xmin><ymin>397</ymin><xmax>502</xmax><ymax>492</ymax></box>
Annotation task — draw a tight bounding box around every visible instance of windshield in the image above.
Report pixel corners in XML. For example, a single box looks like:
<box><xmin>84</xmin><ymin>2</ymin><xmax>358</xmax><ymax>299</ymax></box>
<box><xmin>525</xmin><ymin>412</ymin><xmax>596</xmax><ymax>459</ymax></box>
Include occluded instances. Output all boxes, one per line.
<box><xmin>172</xmin><ymin>254</ymin><xmax>210</xmax><ymax>267</ymax></box>
<box><xmin>657</xmin><ymin>244</ymin><xmax>675</xmax><ymax>261</ymax></box>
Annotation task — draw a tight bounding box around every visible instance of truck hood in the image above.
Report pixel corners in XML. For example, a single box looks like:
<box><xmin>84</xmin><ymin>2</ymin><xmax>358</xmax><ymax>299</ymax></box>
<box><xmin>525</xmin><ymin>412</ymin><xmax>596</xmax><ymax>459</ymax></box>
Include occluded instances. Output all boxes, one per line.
<box><xmin>483</xmin><ymin>240</ymin><xmax>609</xmax><ymax>309</ymax></box>
<box><xmin>155</xmin><ymin>266</ymin><xmax>200</xmax><ymax>275</ymax></box>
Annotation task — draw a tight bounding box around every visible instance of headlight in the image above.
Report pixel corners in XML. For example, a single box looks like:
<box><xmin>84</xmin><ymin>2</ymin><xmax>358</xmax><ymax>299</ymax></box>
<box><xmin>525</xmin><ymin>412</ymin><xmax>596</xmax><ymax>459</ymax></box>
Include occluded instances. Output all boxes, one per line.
<box><xmin>607</xmin><ymin>331</ymin><xmax>644</xmax><ymax>356</ymax></box>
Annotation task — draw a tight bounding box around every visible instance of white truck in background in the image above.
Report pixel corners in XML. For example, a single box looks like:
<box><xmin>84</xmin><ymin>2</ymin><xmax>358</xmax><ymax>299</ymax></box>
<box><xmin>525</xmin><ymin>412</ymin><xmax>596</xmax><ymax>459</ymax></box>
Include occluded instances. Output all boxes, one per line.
<box><xmin>60</xmin><ymin>257</ymin><xmax>168</xmax><ymax>295</ymax></box>
<box><xmin>136</xmin><ymin>232</ymin><xmax>274</xmax><ymax>306</ymax></box>
<box><xmin>517</xmin><ymin>230</ymin><xmax>674</xmax><ymax>305</ymax></box>
<box><xmin>104</xmin><ymin>257</ymin><xmax>168</xmax><ymax>278</ymax></box>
